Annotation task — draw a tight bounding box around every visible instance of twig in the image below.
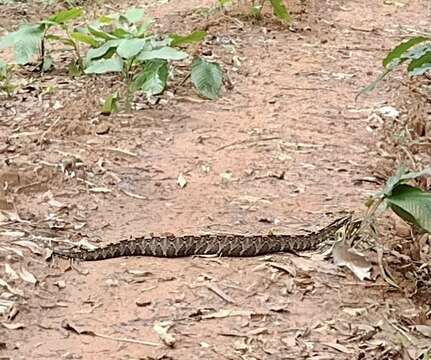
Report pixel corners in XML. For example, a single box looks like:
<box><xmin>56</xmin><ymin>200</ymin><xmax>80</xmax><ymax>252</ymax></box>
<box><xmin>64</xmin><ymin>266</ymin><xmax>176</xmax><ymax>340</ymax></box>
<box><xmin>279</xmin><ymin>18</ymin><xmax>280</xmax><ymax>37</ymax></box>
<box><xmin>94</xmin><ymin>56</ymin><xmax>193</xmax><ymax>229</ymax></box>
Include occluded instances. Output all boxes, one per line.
<box><xmin>206</xmin><ymin>283</ymin><xmax>236</xmax><ymax>304</ymax></box>
<box><xmin>92</xmin><ymin>331</ymin><xmax>161</xmax><ymax>347</ymax></box>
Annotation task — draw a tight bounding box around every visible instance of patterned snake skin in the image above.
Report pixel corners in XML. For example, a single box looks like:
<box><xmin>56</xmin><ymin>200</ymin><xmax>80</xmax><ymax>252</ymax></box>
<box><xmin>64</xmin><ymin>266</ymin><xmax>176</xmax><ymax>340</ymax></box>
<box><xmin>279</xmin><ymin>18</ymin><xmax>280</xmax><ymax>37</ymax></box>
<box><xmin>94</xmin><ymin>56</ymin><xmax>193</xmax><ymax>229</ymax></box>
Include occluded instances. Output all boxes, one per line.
<box><xmin>53</xmin><ymin>215</ymin><xmax>353</xmax><ymax>261</ymax></box>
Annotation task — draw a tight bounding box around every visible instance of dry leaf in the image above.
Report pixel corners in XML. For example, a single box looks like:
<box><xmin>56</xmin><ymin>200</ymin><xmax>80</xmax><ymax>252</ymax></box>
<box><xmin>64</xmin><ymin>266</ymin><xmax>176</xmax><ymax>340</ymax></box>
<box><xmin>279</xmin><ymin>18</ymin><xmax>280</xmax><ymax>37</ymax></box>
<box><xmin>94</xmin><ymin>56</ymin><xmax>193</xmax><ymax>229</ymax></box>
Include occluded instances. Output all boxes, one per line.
<box><xmin>202</xmin><ymin>309</ymin><xmax>260</xmax><ymax>319</ymax></box>
<box><xmin>13</xmin><ymin>240</ymin><xmax>42</xmax><ymax>255</ymax></box>
<box><xmin>89</xmin><ymin>187</ymin><xmax>111</xmax><ymax>193</ymax></box>
<box><xmin>1</xmin><ymin>322</ymin><xmax>25</xmax><ymax>330</ymax></box>
<box><xmin>332</xmin><ymin>241</ymin><xmax>372</xmax><ymax>281</ymax></box>
<box><xmin>177</xmin><ymin>173</ymin><xmax>187</xmax><ymax>188</ymax></box>
<box><xmin>322</xmin><ymin>341</ymin><xmax>353</xmax><ymax>354</ymax></box>
<box><xmin>153</xmin><ymin>321</ymin><xmax>176</xmax><ymax>347</ymax></box>
<box><xmin>0</xmin><ymin>278</ymin><xmax>24</xmax><ymax>297</ymax></box>
<box><xmin>18</xmin><ymin>265</ymin><xmax>38</xmax><ymax>284</ymax></box>
<box><xmin>4</xmin><ymin>264</ymin><xmax>19</xmax><ymax>280</ymax></box>
<box><xmin>414</xmin><ymin>325</ymin><xmax>431</xmax><ymax>338</ymax></box>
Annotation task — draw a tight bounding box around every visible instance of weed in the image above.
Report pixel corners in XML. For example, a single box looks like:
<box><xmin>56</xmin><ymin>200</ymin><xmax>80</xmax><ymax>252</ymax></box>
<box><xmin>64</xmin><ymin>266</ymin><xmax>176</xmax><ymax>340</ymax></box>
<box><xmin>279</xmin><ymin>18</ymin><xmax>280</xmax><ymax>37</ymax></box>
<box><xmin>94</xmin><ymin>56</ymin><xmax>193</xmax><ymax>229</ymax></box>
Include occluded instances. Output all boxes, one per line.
<box><xmin>0</xmin><ymin>60</ymin><xmax>17</xmax><ymax>96</ymax></box>
<box><xmin>217</xmin><ymin>0</ymin><xmax>289</xmax><ymax>22</ymax></box>
<box><xmin>365</xmin><ymin>165</ymin><xmax>431</xmax><ymax>235</ymax></box>
<box><xmin>359</xmin><ymin>36</ymin><xmax>431</xmax><ymax>97</ymax></box>
<box><xmin>0</xmin><ymin>7</ymin><xmax>223</xmax><ymax>111</ymax></box>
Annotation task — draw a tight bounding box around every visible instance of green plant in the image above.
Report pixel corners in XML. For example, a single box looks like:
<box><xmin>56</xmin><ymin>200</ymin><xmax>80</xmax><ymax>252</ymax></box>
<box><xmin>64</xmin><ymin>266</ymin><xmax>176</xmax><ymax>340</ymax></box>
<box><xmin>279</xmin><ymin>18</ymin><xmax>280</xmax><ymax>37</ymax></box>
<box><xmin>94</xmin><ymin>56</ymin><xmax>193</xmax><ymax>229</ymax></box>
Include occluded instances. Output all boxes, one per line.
<box><xmin>360</xmin><ymin>36</ymin><xmax>431</xmax><ymax>96</ymax></box>
<box><xmin>217</xmin><ymin>0</ymin><xmax>289</xmax><ymax>22</ymax></box>
<box><xmin>0</xmin><ymin>60</ymin><xmax>17</xmax><ymax>96</ymax></box>
<box><xmin>366</xmin><ymin>165</ymin><xmax>431</xmax><ymax>233</ymax></box>
<box><xmin>0</xmin><ymin>7</ymin><xmax>223</xmax><ymax>111</ymax></box>
<box><xmin>0</xmin><ymin>7</ymin><xmax>84</xmax><ymax>71</ymax></box>
<box><xmin>81</xmin><ymin>8</ymin><xmax>222</xmax><ymax>109</ymax></box>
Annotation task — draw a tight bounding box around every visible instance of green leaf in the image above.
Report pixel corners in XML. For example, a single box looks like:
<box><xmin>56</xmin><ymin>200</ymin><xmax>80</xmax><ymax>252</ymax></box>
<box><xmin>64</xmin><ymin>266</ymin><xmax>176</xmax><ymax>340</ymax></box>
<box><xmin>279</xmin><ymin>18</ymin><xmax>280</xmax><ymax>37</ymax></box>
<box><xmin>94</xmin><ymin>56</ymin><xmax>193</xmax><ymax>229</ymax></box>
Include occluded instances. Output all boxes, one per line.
<box><xmin>137</xmin><ymin>46</ymin><xmax>188</xmax><ymax>61</ymax></box>
<box><xmin>15</xmin><ymin>25</ymin><xmax>46</xmax><ymax>65</ymax></box>
<box><xmin>70</xmin><ymin>32</ymin><xmax>99</xmax><ymax>47</ymax></box>
<box><xmin>48</xmin><ymin>7</ymin><xmax>82</xmax><ymax>24</ymax></box>
<box><xmin>111</xmin><ymin>28</ymin><xmax>131</xmax><ymax>38</ymax></box>
<box><xmin>169</xmin><ymin>31</ymin><xmax>206</xmax><ymax>47</ymax></box>
<box><xmin>67</xmin><ymin>61</ymin><xmax>82</xmax><ymax>76</ymax></box>
<box><xmin>87</xmin><ymin>25</ymin><xmax>116</xmax><ymax>40</ymax></box>
<box><xmin>101</xmin><ymin>92</ymin><xmax>119</xmax><ymax>115</ymax></box>
<box><xmin>383</xmin><ymin>36</ymin><xmax>429</xmax><ymax>69</ymax></box>
<box><xmin>0</xmin><ymin>24</ymin><xmax>45</xmax><ymax>65</ymax></box>
<box><xmin>269</xmin><ymin>0</ymin><xmax>290</xmax><ymax>22</ymax></box>
<box><xmin>84</xmin><ymin>56</ymin><xmax>123</xmax><ymax>74</ymax></box>
<box><xmin>116</xmin><ymin>38</ymin><xmax>146</xmax><ymax>59</ymax></box>
<box><xmin>136</xmin><ymin>19</ymin><xmax>154</xmax><ymax>37</ymax></box>
<box><xmin>123</xmin><ymin>8</ymin><xmax>145</xmax><ymax>24</ymax></box>
<box><xmin>191</xmin><ymin>57</ymin><xmax>222</xmax><ymax>100</ymax></box>
<box><xmin>42</xmin><ymin>54</ymin><xmax>53</xmax><ymax>72</ymax></box>
<box><xmin>408</xmin><ymin>51</ymin><xmax>431</xmax><ymax>76</ymax></box>
<box><xmin>386</xmin><ymin>184</ymin><xmax>431</xmax><ymax>233</ymax></box>
<box><xmin>86</xmin><ymin>39</ymin><xmax>121</xmax><ymax>60</ymax></box>
<box><xmin>381</xmin><ymin>166</ymin><xmax>431</xmax><ymax>197</ymax></box>
<box><xmin>130</xmin><ymin>59</ymin><xmax>168</xmax><ymax>95</ymax></box>
<box><xmin>0</xmin><ymin>59</ymin><xmax>7</xmax><ymax>78</ymax></box>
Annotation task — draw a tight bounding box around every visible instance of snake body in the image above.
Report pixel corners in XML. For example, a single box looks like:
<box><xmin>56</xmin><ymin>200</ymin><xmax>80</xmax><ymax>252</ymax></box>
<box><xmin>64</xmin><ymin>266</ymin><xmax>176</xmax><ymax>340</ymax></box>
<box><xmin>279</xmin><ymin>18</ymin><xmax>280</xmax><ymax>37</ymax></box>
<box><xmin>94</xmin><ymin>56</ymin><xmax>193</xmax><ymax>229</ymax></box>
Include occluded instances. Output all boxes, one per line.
<box><xmin>53</xmin><ymin>215</ymin><xmax>352</xmax><ymax>261</ymax></box>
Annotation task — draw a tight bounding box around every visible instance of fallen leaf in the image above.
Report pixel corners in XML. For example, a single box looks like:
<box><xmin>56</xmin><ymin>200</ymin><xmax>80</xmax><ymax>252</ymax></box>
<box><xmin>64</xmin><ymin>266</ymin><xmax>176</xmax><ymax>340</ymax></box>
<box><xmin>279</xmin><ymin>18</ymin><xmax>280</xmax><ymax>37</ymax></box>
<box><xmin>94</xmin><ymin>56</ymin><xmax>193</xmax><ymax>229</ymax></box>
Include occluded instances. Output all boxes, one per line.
<box><xmin>202</xmin><ymin>309</ymin><xmax>262</xmax><ymax>319</ymax></box>
<box><xmin>0</xmin><ymin>278</ymin><xmax>24</xmax><ymax>297</ymax></box>
<box><xmin>89</xmin><ymin>187</ymin><xmax>111</xmax><ymax>193</ymax></box>
<box><xmin>13</xmin><ymin>240</ymin><xmax>42</xmax><ymax>255</ymax></box>
<box><xmin>322</xmin><ymin>341</ymin><xmax>353</xmax><ymax>354</ymax></box>
<box><xmin>332</xmin><ymin>241</ymin><xmax>372</xmax><ymax>280</ymax></box>
<box><xmin>18</xmin><ymin>265</ymin><xmax>38</xmax><ymax>284</ymax></box>
<box><xmin>1</xmin><ymin>322</ymin><xmax>25</xmax><ymax>330</ymax></box>
<box><xmin>5</xmin><ymin>264</ymin><xmax>19</xmax><ymax>280</ymax></box>
<box><xmin>414</xmin><ymin>325</ymin><xmax>431</xmax><ymax>338</ymax></box>
<box><xmin>153</xmin><ymin>321</ymin><xmax>176</xmax><ymax>347</ymax></box>
<box><xmin>177</xmin><ymin>173</ymin><xmax>187</xmax><ymax>188</ymax></box>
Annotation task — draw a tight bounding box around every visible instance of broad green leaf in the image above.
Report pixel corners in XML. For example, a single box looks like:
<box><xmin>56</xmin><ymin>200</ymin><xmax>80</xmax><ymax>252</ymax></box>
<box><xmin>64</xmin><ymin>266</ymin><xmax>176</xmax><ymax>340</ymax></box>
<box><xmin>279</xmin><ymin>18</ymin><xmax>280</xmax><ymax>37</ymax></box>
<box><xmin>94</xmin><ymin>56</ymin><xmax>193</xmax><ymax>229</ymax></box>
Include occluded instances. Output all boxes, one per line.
<box><xmin>86</xmin><ymin>39</ymin><xmax>121</xmax><ymax>60</ymax></box>
<box><xmin>381</xmin><ymin>166</ymin><xmax>431</xmax><ymax>197</ymax></box>
<box><xmin>116</xmin><ymin>38</ymin><xmax>146</xmax><ymax>59</ymax></box>
<box><xmin>408</xmin><ymin>51</ymin><xmax>431</xmax><ymax>76</ymax></box>
<box><xmin>404</xmin><ymin>42</ymin><xmax>431</xmax><ymax>60</ymax></box>
<box><xmin>123</xmin><ymin>8</ymin><xmax>145</xmax><ymax>24</ymax></box>
<box><xmin>383</xmin><ymin>36</ymin><xmax>429</xmax><ymax>69</ymax></box>
<box><xmin>48</xmin><ymin>7</ymin><xmax>82</xmax><ymax>24</ymax></box>
<box><xmin>87</xmin><ymin>25</ymin><xmax>115</xmax><ymax>40</ymax></box>
<box><xmin>136</xmin><ymin>19</ymin><xmax>154</xmax><ymax>37</ymax></box>
<box><xmin>96</xmin><ymin>16</ymin><xmax>113</xmax><ymax>25</ymax></box>
<box><xmin>169</xmin><ymin>31</ymin><xmax>206</xmax><ymax>47</ymax></box>
<box><xmin>386</xmin><ymin>184</ymin><xmax>431</xmax><ymax>233</ymax></box>
<box><xmin>112</xmin><ymin>28</ymin><xmax>131</xmax><ymax>38</ymax></box>
<box><xmin>130</xmin><ymin>59</ymin><xmax>168</xmax><ymax>95</ymax></box>
<box><xmin>101</xmin><ymin>92</ymin><xmax>119</xmax><ymax>115</ymax></box>
<box><xmin>269</xmin><ymin>0</ymin><xmax>290</xmax><ymax>22</ymax></box>
<box><xmin>14</xmin><ymin>25</ymin><xmax>45</xmax><ymax>65</ymax></box>
<box><xmin>0</xmin><ymin>24</ymin><xmax>45</xmax><ymax>64</ymax></box>
<box><xmin>137</xmin><ymin>46</ymin><xmax>187</xmax><ymax>61</ymax></box>
<box><xmin>191</xmin><ymin>57</ymin><xmax>222</xmax><ymax>100</ymax></box>
<box><xmin>70</xmin><ymin>32</ymin><xmax>99</xmax><ymax>47</ymax></box>
<box><xmin>84</xmin><ymin>56</ymin><xmax>123</xmax><ymax>74</ymax></box>
<box><xmin>0</xmin><ymin>31</ymin><xmax>18</xmax><ymax>50</ymax></box>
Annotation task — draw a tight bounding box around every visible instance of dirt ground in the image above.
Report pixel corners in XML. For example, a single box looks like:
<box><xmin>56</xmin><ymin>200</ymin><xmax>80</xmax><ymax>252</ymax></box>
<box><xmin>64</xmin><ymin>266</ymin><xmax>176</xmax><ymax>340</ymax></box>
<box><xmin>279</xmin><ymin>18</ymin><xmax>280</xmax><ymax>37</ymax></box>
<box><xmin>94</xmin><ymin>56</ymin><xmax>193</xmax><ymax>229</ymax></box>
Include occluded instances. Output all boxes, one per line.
<box><xmin>1</xmin><ymin>0</ymin><xmax>430</xmax><ymax>359</ymax></box>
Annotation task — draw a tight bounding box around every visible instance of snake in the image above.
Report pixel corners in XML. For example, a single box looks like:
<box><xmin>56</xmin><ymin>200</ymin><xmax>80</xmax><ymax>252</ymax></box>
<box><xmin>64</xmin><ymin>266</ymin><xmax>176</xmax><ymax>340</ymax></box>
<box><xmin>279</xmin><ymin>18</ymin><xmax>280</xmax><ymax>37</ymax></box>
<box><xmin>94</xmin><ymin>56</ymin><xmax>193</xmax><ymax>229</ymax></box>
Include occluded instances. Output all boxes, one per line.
<box><xmin>52</xmin><ymin>215</ymin><xmax>355</xmax><ymax>261</ymax></box>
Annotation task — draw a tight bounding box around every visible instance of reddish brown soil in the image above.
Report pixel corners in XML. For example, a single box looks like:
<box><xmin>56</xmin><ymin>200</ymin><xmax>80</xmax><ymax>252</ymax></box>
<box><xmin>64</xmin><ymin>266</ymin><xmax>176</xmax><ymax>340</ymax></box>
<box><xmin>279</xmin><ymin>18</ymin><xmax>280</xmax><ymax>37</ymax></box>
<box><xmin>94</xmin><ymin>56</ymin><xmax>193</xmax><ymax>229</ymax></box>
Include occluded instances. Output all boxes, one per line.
<box><xmin>1</xmin><ymin>1</ymin><xmax>430</xmax><ymax>359</ymax></box>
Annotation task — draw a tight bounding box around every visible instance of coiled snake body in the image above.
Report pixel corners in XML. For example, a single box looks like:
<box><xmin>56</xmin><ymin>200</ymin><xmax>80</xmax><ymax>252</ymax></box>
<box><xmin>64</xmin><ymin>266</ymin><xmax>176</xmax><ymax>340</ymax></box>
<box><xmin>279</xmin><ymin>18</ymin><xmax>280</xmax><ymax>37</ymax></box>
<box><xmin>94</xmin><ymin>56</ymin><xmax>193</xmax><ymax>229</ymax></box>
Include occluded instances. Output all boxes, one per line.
<box><xmin>53</xmin><ymin>215</ymin><xmax>352</xmax><ymax>261</ymax></box>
